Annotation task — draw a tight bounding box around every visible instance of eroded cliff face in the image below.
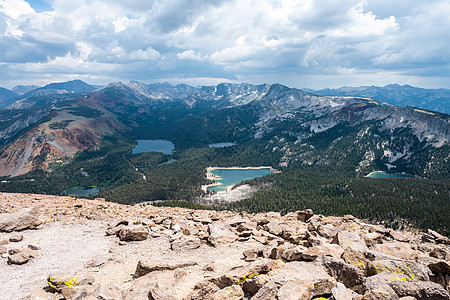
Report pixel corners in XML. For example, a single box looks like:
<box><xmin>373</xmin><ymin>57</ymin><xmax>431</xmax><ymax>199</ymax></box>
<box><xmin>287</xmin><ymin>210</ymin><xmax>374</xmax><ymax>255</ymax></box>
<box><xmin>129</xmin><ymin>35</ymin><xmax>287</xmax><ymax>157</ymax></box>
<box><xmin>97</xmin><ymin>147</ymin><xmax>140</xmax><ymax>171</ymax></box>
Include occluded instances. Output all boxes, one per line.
<box><xmin>0</xmin><ymin>109</ymin><xmax>124</xmax><ymax>177</ymax></box>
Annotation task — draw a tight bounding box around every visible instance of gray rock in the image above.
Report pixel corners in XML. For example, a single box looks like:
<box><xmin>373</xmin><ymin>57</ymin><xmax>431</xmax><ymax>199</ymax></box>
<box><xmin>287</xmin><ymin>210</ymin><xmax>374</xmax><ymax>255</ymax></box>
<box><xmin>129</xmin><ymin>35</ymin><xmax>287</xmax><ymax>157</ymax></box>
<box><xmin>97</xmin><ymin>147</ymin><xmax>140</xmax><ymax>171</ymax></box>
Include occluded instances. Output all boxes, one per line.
<box><xmin>47</xmin><ymin>274</ymin><xmax>95</xmax><ymax>293</ymax></box>
<box><xmin>213</xmin><ymin>285</ymin><xmax>244</xmax><ymax>300</ymax></box>
<box><xmin>8</xmin><ymin>253</ymin><xmax>31</xmax><ymax>265</ymax></box>
<box><xmin>135</xmin><ymin>261</ymin><xmax>197</xmax><ymax>277</ymax></box>
<box><xmin>251</xmin><ymin>280</ymin><xmax>279</xmax><ymax>300</ymax></box>
<box><xmin>208</xmin><ymin>222</ymin><xmax>237</xmax><ymax>246</ymax></box>
<box><xmin>331</xmin><ymin>282</ymin><xmax>362</xmax><ymax>300</ymax></box>
<box><xmin>332</xmin><ymin>231</ymin><xmax>368</xmax><ymax>251</ymax></box>
<box><xmin>170</xmin><ymin>236</ymin><xmax>201</xmax><ymax>251</ymax></box>
<box><xmin>321</xmin><ymin>256</ymin><xmax>365</xmax><ymax>288</ymax></box>
<box><xmin>0</xmin><ymin>206</ymin><xmax>43</xmax><ymax>232</ymax></box>
<box><xmin>390</xmin><ymin>280</ymin><xmax>450</xmax><ymax>300</ymax></box>
<box><xmin>296</xmin><ymin>209</ymin><xmax>314</xmax><ymax>222</ymax></box>
<box><xmin>118</xmin><ymin>225</ymin><xmax>149</xmax><ymax>241</ymax></box>
<box><xmin>9</xmin><ymin>234</ymin><xmax>23</xmax><ymax>242</ymax></box>
<box><xmin>302</xmin><ymin>244</ymin><xmax>344</xmax><ymax>261</ymax></box>
<box><xmin>186</xmin><ymin>281</ymin><xmax>220</xmax><ymax>300</ymax></box>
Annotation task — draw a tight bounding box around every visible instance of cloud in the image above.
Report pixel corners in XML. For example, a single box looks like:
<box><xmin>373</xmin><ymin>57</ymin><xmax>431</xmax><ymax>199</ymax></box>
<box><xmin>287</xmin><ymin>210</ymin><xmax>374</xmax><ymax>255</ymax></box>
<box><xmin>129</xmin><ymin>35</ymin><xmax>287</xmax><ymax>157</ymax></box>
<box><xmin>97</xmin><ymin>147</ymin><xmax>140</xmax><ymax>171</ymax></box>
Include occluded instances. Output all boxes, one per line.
<box><xmin>0</xmin><ymin>0</ymin><xmax>449</xmax><ymax>89</ymax></box>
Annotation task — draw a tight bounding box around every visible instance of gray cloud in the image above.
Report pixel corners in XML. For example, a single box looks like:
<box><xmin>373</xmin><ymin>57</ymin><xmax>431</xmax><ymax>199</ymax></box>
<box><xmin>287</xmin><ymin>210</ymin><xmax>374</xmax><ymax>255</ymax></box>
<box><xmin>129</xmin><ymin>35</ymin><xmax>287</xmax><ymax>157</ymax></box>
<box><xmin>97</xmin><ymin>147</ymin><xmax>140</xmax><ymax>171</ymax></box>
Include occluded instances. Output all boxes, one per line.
<box><xmin>0</xmin><ymin>0</ymin><xmax>448</xmax><ymax>89</ymax></box>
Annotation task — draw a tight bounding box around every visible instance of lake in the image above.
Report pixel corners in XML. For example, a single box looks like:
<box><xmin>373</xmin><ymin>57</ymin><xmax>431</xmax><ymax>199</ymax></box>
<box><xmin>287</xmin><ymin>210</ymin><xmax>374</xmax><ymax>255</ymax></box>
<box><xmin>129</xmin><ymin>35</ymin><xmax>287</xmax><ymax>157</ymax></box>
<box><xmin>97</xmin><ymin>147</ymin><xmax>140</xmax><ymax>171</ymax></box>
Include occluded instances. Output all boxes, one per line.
<box><xmin>64</xmin><ymin>187</ymin><xmax>99</xmax><ymax>197</ymax></box>
<box><xmin>366</xmin><ymin>171</ymin><xmax>416</xmax><ymax>179</ymax></box>
<box><xmin>207</xmin><ymin>167</ymin><xmax>273</xmax><ymax>192</ymax></box>
<box><xmin>209</xmin><ymin>142</ymin><xmax>237</xmax><ymax>148</ymax></box>
<box><xmin>132</xmin><ymin>140</ymin><xmax>174</xmax><ymax>155</ymax></box>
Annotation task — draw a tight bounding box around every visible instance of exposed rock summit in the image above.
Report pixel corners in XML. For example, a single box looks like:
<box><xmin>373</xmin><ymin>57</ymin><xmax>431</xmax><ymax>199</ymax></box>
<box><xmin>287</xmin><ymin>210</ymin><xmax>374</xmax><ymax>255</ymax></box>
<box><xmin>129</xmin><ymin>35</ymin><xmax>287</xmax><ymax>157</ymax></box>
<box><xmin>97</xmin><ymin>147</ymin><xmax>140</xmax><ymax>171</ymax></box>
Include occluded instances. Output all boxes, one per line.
<box><xmin>0</xmin><ymin>192</ymin><xmax>448</xmax><ymax>300</ymax></box>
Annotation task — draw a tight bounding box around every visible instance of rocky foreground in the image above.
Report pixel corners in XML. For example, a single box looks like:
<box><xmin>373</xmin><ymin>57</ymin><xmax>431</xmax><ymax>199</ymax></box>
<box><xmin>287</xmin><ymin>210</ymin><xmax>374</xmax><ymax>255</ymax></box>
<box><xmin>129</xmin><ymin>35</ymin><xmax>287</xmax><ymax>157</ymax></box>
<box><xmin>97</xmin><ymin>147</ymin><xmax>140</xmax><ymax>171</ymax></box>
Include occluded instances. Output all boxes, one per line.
<box><xmin>0</xmin><ymin>193</ymin><xmax>449</xmax><ymax>300</ymax></box>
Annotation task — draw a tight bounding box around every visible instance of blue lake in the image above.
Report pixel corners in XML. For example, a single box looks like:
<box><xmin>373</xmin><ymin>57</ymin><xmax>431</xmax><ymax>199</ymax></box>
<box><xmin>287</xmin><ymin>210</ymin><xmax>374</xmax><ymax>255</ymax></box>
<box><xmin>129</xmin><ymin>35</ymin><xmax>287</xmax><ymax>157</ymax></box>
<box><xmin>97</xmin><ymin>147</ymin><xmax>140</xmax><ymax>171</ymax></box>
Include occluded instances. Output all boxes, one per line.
<box><xmin>132</xmin><ymin>140</ymin><xmax>174</xmax><ymax>155</ymax></box>
<box><xmin>366</xmin><ymin>171</ymin><xmax>416</xmax><ymax>179</ymax></box>
<box><xmin>64</xmin><ymin>187</ymin><xmax>99</xmax><ymax>197</ymax></box>
<box><xmin>208</xmin><ymin>168</ymin><xmax>273</xmax><ymax>192</ymax></box>
<box><xmin>209</xmin><ymin>142</ymin><xmax>237</xmax><ymax>148</ymax></box>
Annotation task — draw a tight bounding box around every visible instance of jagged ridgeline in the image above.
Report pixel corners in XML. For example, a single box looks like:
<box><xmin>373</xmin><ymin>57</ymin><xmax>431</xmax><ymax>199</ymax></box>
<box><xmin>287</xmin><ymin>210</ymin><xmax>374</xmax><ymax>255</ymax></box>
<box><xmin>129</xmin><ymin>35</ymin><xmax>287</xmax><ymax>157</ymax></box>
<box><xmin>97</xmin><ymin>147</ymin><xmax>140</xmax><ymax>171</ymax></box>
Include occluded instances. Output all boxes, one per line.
<box><xmin>0</xmin><ymin>81</ymin><xmax>448</xmax><ymax>235</ymax></box>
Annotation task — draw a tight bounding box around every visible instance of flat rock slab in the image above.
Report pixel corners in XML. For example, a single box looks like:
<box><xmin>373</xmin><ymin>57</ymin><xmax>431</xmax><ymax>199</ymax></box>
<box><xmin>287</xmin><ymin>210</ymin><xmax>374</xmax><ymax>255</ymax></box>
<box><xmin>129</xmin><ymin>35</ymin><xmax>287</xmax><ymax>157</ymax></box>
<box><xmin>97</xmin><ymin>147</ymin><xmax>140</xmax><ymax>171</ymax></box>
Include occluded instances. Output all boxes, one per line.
<box><xmin>0</xmin><ymin>206</ymin><xmax>43</xmax><ymax>232</ymax></box>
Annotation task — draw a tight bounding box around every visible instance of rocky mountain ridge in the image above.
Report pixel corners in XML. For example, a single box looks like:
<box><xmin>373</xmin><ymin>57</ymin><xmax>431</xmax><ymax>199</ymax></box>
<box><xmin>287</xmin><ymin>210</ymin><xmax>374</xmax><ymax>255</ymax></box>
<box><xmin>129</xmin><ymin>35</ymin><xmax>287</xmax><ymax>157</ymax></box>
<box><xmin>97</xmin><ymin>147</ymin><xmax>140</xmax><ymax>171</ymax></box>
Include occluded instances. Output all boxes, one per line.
<box><xmin>0</xmin><ymin>192</ymin><xmax>449</xmax><ymax>300</ymax></box>
<box><xmin>312</xmin><ymin>84</ymin><xmax>450</xmax><ymax>115</ymax></box>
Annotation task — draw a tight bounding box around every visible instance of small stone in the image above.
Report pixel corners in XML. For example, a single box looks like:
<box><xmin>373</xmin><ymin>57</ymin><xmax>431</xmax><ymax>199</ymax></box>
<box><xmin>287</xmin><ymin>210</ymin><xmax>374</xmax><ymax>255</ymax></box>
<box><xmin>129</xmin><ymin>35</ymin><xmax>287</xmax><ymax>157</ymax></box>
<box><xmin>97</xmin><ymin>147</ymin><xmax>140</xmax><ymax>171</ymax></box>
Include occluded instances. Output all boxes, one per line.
<box><xmin>8</xmin><ymin>253</ymin><xmax>30</xmax><ymax>265</ymax></box>
<box><xmin>28</xmin><ymin>244</ymin><xmax>40</xmax><ymax>250</ymax></box>
<box><xmin>243</xmin><ymin>249</ymin><xmax>259</xmax><ymax>261</ymax></box>
<box><xmin>9</xmin><ymin>234</ymin><xmax>23</xmax><ymax>242</ymax></box>
<box><xmin>0</xmin><ymin>245</ymin><xmax>7</xmax><ymax>255</ymax></box>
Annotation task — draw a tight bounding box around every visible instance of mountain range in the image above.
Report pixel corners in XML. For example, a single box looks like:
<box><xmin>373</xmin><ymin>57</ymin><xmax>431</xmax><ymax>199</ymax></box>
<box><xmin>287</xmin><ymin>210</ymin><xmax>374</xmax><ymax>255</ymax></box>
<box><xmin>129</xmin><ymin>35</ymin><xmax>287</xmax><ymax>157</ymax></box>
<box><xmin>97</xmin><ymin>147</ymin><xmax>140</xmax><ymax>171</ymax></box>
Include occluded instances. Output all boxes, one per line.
<box><xmin>0</xmin><ymin>80</ymin><xmax>448</xmax><ymax>178</ymax></box>
<box><xmin>0</xmin><ymin>79</ymin><xmax>448</xmax><ymax>235</ymax></box>
<box><xmin>310</xmin><ymin>84</ymin><xmax>450</xmax><ymax>114</ymax></box>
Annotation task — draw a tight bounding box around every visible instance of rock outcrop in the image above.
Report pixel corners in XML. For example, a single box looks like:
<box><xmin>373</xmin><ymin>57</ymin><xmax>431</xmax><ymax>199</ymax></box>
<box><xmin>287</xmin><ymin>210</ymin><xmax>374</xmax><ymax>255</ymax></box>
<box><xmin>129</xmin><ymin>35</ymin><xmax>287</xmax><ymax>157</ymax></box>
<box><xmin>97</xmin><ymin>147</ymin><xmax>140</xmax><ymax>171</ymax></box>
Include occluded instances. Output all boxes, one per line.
<box><xmin>0</xmin><ymin>192</ymin><xmax>449</xmax><ymax>300</ymax></box>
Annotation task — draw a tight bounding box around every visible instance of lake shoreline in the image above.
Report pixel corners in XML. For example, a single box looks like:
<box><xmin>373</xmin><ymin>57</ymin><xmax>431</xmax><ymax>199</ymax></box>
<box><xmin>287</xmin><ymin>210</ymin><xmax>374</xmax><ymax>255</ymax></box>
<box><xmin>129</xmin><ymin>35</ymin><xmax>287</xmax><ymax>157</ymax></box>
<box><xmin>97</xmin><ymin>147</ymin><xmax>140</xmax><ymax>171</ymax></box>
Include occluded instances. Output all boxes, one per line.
<box><xmin>201</xmin><ymin>166</ymin><xmax>280</xmax><ymax>193</ymax></box>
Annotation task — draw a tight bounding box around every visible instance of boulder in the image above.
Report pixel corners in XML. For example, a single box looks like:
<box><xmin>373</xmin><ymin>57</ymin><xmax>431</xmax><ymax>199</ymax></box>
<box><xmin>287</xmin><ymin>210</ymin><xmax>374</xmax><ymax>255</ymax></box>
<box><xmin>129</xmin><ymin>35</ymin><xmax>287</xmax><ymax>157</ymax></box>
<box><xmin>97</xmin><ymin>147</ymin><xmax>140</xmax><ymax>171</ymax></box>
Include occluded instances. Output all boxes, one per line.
<box><xmin>390</xmin><ymin>280</ymin><xmax>450</xmax><ymax>300</ymax></box>
<box><xmin>212</xmin><ymin>285</ymin><xmax>244</xmax><ymax>300</ymax></box>
<box><xmin>170</xmin><ymin>236</ymin><xmax>201</xmax><ymax>251</ymax></box>
<box><xmin>47</xmin><ymin>274</ymin><xmax>95</xmax><ymax>293</ymax></box>
<box><xmin>388</xmin><ymin>230</ymin><xmax>410</xmax><ymax>242</ymax></box>
<box><xmin>242</xmin><ymin>274</ymin><xmax>270</xmax><ymax>295</ymax></box>
<box><xmin>302</xmin><ymin>244</ymin><xmax>344</xmax><ymax>261</ymax></box>
<box><xmin>373</xmin><ymin>242</ymin><xmax>418</xmax><ymax>260</ymax></box>
<box><xmin>296</xmin><ymin>209</ymin><xmax>314</xmax><ymax>222</ymax></box>
<box><xmin>208</xmin><ymin>222</ymin><xmax>237</xmax><ymax>246</ymax></box>
<box><xmin>364</xmin><ymin>232</ymin><xmax>384</xmax><ymax>247</ymax></box>
<box><xmin>186</xmin><ymin>281</ymin><xmax>220</xmax><ymax>300</ymax></box>
<box><xmin>321</xmin><ymin>256</ymin><xmax>365</xmax><ymax>288</ymax></box>
<box><xmin>118</xmin><ymin>225</ymin><xmax>149</xmax><ymax>241</ymax></box>
<box><xmin>332</xmin><ymin>231</ymin><xmax>368</xmax><ymax>251</ymax></box>
<box><xmin>428</xmin><ymin>229</ymin><xmax>450</xmax><ymax>244</ymax></box>
<box><xmin>60</xmin><ymin>286</ymin><xmax>89</xmax><ymax>300</ymax></box>
<box><xmin>243</xmin><ymin>249</ymin><xmax>259</xmax><ymax>261</ymax></box>
<box><xmin>251</xmin><ymin>280</ymin><xmax>279</xmax><ymax>300</ymax></box>
<box><xmin>277</xmin><ymin>278</ymin><xmax>336</xmax><ymax>300</ymax></box>
<box><xmin>0</xmin><ymin>206</ymin><xmax>43</xmax><ymax>232</ymax></box>
<box><xmin>135</xmin><ymin>261</ymin><xmax>197</xmax><ymax>277</ymax></box>
<box><xmin>268</xmin><ymin>261</ymin><xmax>335</xmax><ymax>286</ymax></box>
<box><xmin>280</xmin><ymin>245</ymin><xmax>306</xmax><ymax>261</ymax></box>
<box><xmin>105</xmin><ymin>225</ymin><xmax>124</xmax><ymax>236</ymax></box>
<box><xmin>331</xmin><ymin>282</ymin><xmax>362</xmax><ymax>300</ymax></box>
<box><xmin>317</xmin><ymin>224</ymin><xmax>339</xmax><ymax>239</ymax></box>
<box><xmin>366</xmin><ymin>260</ymin><xmax>430</xmax><ymax>281</ymax></box>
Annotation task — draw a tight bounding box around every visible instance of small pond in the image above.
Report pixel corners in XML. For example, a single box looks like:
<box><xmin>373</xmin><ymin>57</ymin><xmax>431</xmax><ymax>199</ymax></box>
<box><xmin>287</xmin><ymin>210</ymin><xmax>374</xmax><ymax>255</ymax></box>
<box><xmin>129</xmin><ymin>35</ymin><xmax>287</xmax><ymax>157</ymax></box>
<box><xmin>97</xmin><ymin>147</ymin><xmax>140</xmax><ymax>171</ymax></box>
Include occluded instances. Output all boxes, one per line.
<box><xmin>64</xmin><ymin>187</ymin><xmax>99</xmax><ymax>197</ymax></box>
<box><xmin>132</xmin><ymin>140</ymin><xmax>174</xmax><ymax>155</ymax></box>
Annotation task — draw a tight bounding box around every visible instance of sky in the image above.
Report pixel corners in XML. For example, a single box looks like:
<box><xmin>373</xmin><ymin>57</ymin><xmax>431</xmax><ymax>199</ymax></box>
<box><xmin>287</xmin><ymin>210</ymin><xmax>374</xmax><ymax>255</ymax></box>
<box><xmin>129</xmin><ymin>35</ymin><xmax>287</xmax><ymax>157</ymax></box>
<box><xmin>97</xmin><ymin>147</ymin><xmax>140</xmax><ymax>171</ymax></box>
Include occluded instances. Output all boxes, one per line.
<box><xmin>0</xmin><ymin>0</ymin><xmax>449</xmax><ymax>90</ymax></box>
